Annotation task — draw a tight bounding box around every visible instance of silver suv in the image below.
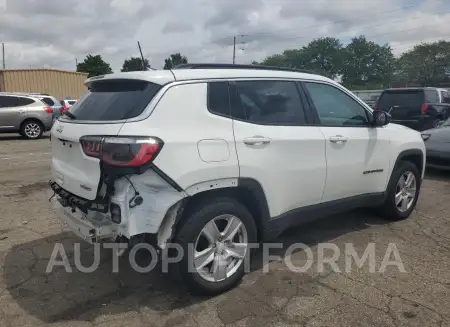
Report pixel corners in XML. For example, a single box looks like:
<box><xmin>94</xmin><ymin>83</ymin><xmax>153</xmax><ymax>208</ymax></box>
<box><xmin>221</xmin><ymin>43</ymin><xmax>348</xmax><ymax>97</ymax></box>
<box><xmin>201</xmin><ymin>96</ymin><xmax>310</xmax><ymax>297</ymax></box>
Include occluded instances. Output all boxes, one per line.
<box><xmin>0</xmin><ymin>93</ymin><xmax>54</xmax><ymax>139</ymax></box>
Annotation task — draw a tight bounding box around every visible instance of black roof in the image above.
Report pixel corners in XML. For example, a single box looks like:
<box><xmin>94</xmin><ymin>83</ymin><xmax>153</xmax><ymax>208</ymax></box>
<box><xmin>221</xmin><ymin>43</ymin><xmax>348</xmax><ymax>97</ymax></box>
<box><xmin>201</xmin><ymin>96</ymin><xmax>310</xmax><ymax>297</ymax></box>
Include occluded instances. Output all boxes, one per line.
<box><xmin>172</xmin><ymin>63</ymin><xmax>317</xmax><ymax>75</ymax></box>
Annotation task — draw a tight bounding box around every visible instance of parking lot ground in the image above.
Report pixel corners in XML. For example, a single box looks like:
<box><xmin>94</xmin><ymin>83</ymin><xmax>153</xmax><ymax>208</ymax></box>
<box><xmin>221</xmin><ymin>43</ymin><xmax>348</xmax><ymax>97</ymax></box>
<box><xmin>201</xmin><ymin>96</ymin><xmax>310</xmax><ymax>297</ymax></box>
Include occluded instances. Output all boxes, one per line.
<box><xmin>0</xmin><ymin>135</ymin><xmax>450</xmax><ymax>327</ymax></box>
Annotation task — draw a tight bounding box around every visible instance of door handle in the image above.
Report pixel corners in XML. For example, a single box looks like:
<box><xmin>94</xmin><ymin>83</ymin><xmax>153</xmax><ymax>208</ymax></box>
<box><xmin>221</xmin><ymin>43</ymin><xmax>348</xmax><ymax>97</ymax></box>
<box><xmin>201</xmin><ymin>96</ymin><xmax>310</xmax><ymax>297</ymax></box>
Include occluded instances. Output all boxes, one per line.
<box><xmin>329</xmin><ymin>135</ymin><xmax>348</xmax><ymax>144</ymax></box>
<box><xmin>243</xmin><ymin>136</ymin><xmax>271</xmax><ymax>146</ymax></box>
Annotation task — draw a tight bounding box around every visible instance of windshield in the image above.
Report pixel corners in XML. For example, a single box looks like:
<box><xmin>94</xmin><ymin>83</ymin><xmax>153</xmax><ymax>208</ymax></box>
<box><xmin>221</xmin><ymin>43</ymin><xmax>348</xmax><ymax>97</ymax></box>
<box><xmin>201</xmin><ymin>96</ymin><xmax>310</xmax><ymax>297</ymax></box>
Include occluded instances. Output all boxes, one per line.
<box><xmin>67</xmin><ymin>79</ymin><xmax>162</xmax><ymax>121</ymax></box>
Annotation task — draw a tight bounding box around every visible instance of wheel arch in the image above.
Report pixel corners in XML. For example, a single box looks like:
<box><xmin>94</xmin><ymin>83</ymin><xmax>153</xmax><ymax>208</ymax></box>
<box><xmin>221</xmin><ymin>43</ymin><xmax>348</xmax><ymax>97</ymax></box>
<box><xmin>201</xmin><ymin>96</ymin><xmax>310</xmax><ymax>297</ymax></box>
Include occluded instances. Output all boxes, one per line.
<box><xmin>166</xmin><ymin>178</ymin><xmax>270</xmax><ymax>243</ymax></box>
<box><xmin>392</xmin><ymin>149</ymin><xmax>424</xmax><ymax>180</ymax></box>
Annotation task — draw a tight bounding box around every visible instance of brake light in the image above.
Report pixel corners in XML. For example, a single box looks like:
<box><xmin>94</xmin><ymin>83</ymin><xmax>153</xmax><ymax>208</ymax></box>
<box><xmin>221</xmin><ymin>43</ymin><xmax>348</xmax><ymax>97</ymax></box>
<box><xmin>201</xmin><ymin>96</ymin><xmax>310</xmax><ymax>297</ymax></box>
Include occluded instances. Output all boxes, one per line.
<box><xmin>80</xmin><ymin>136</ymin><xmax>163</xmax><ymax>167</ymax></box>
<box><xmin>420</xmin><ymin>104</ymin><xmax>428</xmax><ymax>115</ymax></box>
<box><xmin>44</xmin><ymin>106</ymin><xmax>53</xmax><ymax>114</ymax></box>
<box><xmin>60</xmin><ymin>106</ymin><xmax>67</xmax><ymax>114</ymax></box>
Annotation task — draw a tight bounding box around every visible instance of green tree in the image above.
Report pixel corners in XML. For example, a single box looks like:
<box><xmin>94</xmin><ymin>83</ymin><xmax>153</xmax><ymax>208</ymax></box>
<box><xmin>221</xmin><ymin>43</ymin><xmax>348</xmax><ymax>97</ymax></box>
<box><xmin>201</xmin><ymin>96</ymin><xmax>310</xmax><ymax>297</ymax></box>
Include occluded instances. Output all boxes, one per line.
<box><xmin>163</xmin><ymin>53</ymin><xmax>188</xmax><ymax>69</ymax></box>
<box><xmin>341</xmin><ymin>36</ymin><xmax>395</xmax><ymax>88</ymax></box>
<box><xmin>76</xmin><ymin>54</ymin><xmax>113</xmax><ymax>78</ymax></box>
<box><xmin>299</xmin><ymin>37</ymin><xmax>343</xmax><ymax>79</ymax></box>
<box><xmin>121</xmin><ymin>56</ymin><xmax>150</xmax><ymax>72</ymax></box>
<box><xmin>396</xmin><ymin>41</ymin><xmax>450</xmax><ymax>86</ymax></box>
<box><xmin>260</xmin><ymin>53</ymin><xmax>290</xmax><ymax>67</ymax></box>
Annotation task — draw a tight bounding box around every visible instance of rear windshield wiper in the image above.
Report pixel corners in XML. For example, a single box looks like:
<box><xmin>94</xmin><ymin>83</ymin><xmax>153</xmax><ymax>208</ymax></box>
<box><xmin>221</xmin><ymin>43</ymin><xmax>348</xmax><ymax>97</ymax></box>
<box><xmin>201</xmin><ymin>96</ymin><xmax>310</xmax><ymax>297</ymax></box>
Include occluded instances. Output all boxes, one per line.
<box><xmin>63</xmin><ymin>112</ymin><xmax>76</xmax><ymax>119</ymax></box>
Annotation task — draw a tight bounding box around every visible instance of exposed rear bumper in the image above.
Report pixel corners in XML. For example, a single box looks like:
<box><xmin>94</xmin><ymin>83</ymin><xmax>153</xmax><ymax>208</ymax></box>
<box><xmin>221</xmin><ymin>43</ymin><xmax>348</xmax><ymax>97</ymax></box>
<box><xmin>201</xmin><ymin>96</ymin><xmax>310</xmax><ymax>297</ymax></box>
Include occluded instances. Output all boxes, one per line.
<box><xmin>50</xmin><ymin>197</ymin><xmax>116</xmax><ymax>244</ymax></box>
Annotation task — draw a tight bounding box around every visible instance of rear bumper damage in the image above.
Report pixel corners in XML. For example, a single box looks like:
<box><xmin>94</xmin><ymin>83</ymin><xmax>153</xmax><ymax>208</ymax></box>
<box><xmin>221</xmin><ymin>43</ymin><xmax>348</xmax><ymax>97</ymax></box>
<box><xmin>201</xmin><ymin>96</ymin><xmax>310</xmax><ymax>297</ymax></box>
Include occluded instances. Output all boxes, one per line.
<box><xmin>49</xmin><ymin>169</ymin><xmax>187</xmax><ymax>248</ymax></box>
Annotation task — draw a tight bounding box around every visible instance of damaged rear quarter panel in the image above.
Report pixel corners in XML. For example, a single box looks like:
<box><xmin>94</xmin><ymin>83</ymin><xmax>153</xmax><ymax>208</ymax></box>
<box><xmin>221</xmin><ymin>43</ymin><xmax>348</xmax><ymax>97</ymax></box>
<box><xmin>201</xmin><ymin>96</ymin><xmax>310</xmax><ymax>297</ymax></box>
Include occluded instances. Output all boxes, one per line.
<box><xmin>110</xmin><ymin>169</ymin><xmax>187</xmax><ymax>238</ymax></box>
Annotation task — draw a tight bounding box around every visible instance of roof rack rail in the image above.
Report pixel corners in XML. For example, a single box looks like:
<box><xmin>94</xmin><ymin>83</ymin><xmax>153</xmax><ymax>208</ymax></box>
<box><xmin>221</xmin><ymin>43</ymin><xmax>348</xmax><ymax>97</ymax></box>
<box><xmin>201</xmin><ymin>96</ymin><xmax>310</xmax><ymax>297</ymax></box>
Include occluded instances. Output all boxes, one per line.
<box><xmin>173</xmin><ymin>63</ymin><xmax>316</xmax><ymax>75</ymax></box>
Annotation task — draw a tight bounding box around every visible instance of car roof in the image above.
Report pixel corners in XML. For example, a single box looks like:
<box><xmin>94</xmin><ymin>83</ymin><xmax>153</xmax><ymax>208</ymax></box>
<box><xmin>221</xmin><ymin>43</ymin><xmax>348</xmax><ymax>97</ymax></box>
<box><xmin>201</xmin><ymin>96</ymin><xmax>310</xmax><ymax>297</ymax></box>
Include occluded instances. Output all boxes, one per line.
<box><xmin>383</xmin><ymin>87</ymin><xmax>437</xmax><ymax>91</ymax></box>
<box><xmin>84</xmin><ymin>64</ymin><xmax>334</xmax><ymax>88</ymax></box>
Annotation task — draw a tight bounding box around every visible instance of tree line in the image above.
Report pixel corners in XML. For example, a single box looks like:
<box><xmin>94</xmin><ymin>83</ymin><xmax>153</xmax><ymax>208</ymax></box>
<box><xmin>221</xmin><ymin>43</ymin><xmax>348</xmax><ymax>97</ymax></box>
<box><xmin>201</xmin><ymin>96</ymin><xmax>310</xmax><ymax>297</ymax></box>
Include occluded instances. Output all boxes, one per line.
<box><xmin>76</xmin><ymin>35</ymin><xmax>450</xmax><ymax>89</ymax></box>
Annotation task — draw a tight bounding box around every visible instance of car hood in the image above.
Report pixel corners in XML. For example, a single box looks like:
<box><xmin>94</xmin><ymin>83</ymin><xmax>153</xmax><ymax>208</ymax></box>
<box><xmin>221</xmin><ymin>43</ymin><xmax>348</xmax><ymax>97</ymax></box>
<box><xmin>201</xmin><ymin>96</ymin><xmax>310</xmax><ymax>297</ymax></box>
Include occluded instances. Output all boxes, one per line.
<box><xmin>422</xmin><ymin>126</ymin><xmax>450</xmax><ymax>142</ymax></box>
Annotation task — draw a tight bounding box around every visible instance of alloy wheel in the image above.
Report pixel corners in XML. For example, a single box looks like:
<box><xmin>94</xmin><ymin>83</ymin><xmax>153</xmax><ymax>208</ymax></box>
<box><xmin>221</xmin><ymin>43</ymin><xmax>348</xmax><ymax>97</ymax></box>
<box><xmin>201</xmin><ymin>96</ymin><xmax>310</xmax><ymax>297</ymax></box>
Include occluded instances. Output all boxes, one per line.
<box><xmin>395</xmin><ymin>171</ymin><xmax>417</xmax><ymax>212</ymax></box>
<box><xmin>193</xmin><ymin>214</ymin><xmax>248</xmax><ymax>282</ymax></box>
<box><xmin>24</xmin><ymin>123</ymin><xmax>41</xmax><ymax>139</ymax></box>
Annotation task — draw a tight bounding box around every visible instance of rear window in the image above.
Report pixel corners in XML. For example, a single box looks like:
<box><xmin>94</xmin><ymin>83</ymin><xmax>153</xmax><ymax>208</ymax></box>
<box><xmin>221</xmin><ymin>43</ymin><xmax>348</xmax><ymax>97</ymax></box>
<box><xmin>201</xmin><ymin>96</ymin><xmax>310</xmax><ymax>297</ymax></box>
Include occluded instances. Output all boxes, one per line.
<box><xmin>378</xmin><ymin>90</ymin><xmax>424</xmax><ymax>107</ymax></box>
<box><xmin>67</xmin><ymin>79</ymin><xmax>162</xmax><ymax>121</ymax></box>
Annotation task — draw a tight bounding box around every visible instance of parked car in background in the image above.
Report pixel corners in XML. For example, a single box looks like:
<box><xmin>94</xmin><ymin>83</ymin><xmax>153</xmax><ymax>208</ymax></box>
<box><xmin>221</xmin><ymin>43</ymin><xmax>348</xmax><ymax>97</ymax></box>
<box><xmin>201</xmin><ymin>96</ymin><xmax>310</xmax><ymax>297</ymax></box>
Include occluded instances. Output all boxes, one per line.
<box><xmin>59</xmin><ymin>99</ymin><xmax>78</xmax><ymax>115</ymax></box>
<box><xmin>31</xmin><ymin>94</ymin><xmax>63</xmax><ymax>121</ymax></box>
<box><xmin>351</xmin><ymin>89</ymin><xmax>382</xmax><ymax>107</ymax></box>
<box><xmin>61</xmin><ymin>99</ymin><xmax>77</xmax><ymax>108</ymax></box>
<box><xmin>421</xmin><ymin>118</ymin><xmax>450</xmax><ymax>169</ymax></box>
<box><xmin>374</xmin><ymin>87</ymin><xmax>450</xmax><ymax>131</ymax></box>
<box><xmin>0</xmin><ymin>92</ymin><xmax>54</xmax><ymax>139</ymax></box>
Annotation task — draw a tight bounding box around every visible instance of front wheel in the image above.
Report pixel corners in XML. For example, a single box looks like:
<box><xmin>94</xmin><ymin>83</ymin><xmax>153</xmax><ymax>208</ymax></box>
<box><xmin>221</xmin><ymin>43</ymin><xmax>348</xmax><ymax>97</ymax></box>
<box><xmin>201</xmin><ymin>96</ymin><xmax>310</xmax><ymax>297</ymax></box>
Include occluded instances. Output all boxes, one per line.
<box><xmin>378</xmin><ymin>161</ymin><xmax>421</xmax><ymax>221</ymax></box>
<box><xmin>173</xmin><ymin>197</ymin><xmax>257</xmax><ymax>295</ymax></box>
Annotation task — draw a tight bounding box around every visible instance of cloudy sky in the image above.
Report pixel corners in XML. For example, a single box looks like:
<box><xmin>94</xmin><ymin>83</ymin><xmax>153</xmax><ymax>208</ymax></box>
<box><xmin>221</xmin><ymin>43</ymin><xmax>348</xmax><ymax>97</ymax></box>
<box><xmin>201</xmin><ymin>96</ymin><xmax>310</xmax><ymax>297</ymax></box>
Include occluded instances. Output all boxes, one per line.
<box><xmin>1</xmin><ymin>0</ymin><xmax>449</xmax><ymax>71</ymax></box>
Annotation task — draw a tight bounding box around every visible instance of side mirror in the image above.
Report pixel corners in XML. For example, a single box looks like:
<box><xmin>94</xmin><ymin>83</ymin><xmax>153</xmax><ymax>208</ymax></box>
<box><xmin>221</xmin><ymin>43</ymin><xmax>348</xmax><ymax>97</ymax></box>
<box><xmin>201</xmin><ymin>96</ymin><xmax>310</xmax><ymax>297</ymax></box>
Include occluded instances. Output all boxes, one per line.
<box><xmin>372</xmin><ymin>110</ymin><xmax>391</xmax><ymax>127</ymax></box>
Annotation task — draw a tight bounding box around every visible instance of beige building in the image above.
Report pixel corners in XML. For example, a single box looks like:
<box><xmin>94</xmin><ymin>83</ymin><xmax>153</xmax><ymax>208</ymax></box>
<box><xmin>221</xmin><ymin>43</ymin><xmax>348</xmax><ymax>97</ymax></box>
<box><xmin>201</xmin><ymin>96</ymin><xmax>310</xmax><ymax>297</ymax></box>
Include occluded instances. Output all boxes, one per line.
<box><xmin>0</xmin><ymin>68</ymin><xmax>88</xmax><ymax>100</ymax></box>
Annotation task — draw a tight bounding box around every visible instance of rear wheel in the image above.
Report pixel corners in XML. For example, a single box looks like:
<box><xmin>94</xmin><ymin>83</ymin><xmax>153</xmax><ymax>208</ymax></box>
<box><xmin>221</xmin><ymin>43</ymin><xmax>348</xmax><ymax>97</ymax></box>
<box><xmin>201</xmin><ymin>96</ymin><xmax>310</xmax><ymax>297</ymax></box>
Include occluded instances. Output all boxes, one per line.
<box><xmin>173</xmin><ymin>197</ymin><xmax>257</xmax><ymax>295</ymax></box>
<box><xmin>378</xmin><ymin>161</ymin><xmax>421</xmax><ymax>221</ymax></box>
<box><xmin>21</xmin><ymin>120</ymin><xmax>44</xmax><ymax>139</ymax></box>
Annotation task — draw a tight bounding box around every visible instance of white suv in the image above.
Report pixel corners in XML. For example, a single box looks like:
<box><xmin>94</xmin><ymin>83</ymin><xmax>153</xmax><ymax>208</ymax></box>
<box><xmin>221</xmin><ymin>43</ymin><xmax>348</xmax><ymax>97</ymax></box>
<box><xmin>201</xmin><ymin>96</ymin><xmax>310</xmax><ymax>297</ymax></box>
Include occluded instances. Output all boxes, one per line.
<box><xmin>49</xmin><ymin>64</ymin><xmax>426</xmax><ymax>295</ymax></box>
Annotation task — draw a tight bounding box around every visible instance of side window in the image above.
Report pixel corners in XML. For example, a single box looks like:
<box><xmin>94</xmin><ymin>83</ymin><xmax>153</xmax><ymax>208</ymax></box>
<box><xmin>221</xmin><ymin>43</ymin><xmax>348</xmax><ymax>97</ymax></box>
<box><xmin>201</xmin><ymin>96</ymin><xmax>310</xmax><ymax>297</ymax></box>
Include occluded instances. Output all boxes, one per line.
<box><xmin>0</xmin><ymin>96</ymin><xmax>8</xmax><ymax>108</ymax></box>
<box><xmin>425</xmin><ymin>90</ymin><xmax>439</xmax><ymax>103</ymax></box>
<box><xmin>41</xmin><ymin>97</ymin><xmax>55</xmax><ymax>106</ymax></box>
<box><xmin>16</xmin><ymin>98</ymin><xmax>34</xmax><ymax>106</ymax></box>
<box><xmin>441</xmin><ymin>91</ymin><xmax>450</xmax><ymax>104</ymax></box>
<box><xmin>0</xmin><ymin>96</ymin><xmax>32</xmax><ymax>108</ymax></box>
<box><xmin>231</xmin><ymin>80</ymin><xmax>307</xmax><ymax>125</ymax></box>
<box><xmin>207</xmin><ymin>82</ymin><xmax>230</xmax><ymax>117</ymax></box>
<box><xmin>304</xmin><ymin>82</ymin><xmax>370</xmax><ymax>126</ymax></box>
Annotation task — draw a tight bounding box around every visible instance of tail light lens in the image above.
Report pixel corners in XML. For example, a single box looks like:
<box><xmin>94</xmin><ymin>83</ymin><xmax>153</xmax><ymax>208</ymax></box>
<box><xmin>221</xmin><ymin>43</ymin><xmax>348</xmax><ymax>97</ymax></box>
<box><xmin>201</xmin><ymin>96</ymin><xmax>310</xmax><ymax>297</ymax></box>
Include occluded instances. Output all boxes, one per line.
<box><xmin>44</xmin><ymin>106</ymin><xmax>53</xmax><ymax>114</ymax></box>
<box><xmin>80</xmin><ymin>136</ymin><xmax>163</xmax><ymax>167</ymax></box>
<box><xmin>420</xmin><ymin>104</ymin><xmax>428</xmax><ymax>115</ymax></box>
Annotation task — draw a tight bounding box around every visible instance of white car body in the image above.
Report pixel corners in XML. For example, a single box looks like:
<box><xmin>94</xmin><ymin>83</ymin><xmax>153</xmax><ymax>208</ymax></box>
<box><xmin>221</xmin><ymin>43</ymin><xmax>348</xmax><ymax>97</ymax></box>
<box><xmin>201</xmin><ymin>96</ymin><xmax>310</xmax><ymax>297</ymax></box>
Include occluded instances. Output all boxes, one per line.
<box><xmin>49</xmin><ymin>65</ymin><xmax>426</xmax><ymax>292</ymax></box>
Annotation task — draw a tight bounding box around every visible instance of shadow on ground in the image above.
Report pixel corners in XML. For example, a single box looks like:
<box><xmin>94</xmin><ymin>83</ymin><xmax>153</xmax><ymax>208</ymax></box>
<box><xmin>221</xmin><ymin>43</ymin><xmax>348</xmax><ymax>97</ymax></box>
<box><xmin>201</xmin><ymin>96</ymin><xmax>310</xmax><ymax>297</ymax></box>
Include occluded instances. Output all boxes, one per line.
<box><xmin>2</xmin><ymin>208</ymin><xmax>391</xmax><ymax>323</ymax></box>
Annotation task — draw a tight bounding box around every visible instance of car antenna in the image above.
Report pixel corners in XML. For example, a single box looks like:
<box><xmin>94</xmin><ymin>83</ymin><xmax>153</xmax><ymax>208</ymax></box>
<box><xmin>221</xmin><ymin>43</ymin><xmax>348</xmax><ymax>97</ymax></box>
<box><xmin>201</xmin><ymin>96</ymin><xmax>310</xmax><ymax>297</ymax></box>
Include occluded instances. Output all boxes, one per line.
<box><xmin>137</xmin><ymin>41</ymin><xmax>154</xmax><ymax>71</ymax></box>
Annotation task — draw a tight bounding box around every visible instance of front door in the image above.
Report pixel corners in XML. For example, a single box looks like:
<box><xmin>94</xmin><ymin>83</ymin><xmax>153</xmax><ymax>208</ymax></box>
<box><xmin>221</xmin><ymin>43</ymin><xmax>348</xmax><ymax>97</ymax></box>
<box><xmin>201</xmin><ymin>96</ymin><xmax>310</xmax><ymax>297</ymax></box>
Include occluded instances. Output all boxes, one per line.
<box><xmin>303</xmin><ymin>81</ymin><xmax>390</xmax><ymax>203</ymax></box>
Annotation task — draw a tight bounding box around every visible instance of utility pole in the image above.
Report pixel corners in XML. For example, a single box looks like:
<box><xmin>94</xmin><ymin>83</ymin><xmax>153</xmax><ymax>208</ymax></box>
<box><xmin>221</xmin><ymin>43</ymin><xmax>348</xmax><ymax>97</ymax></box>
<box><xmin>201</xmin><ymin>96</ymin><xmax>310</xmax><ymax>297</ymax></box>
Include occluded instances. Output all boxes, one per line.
<box><xmin>2</xmin><ymin>43</ymin><xmax>5</xmax><ymax>69</ymax></box>
<box><xmin>232</xmin><ymin>36</ymin><xmax>236</xmax><ymax>64</ymax></box>
<box><xmin>75</xmin><ymin>58</ymin><xmax>78</xmax><ymax>68</ymax></box>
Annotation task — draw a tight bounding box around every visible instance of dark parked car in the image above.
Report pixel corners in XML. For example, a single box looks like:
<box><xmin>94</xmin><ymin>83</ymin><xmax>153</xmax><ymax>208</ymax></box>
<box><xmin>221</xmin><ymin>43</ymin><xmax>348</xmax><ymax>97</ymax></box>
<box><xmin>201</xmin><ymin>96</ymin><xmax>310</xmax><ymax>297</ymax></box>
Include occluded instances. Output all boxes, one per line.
<box><xmin>421</xmin><ymin>119</ymin><xmax>450</xmax><ymax>169</ymax></box>
<box><xmin>374</xmin><ymin>87</ymin><xmax>450</xmax><ymax>131</ymax></box>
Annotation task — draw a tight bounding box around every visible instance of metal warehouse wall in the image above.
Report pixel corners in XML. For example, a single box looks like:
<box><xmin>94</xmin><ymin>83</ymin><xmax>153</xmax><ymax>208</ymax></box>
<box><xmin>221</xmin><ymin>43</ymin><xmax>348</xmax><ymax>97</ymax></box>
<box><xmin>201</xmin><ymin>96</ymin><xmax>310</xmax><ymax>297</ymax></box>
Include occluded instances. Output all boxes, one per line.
<box><xmin>0</xmin><ymin>69</ymin><xmax>88</xmax><ymax>100</ymax></box>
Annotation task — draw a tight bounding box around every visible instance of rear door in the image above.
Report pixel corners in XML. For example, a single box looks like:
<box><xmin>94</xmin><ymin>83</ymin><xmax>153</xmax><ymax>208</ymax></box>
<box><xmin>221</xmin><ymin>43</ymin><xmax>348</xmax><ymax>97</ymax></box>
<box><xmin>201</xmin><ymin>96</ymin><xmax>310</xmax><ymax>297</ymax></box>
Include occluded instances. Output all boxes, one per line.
<box><xmin>51</xmin><ymin>79</ymin><xmax>164</xmax><ymax>200</ymax></box>
<box><xmin>0</xmin><ymin>96</ymin><xmax>30</xmax><ymax>131</ymax></box>
<box><xmin>377</xmin><ymin>89</ymin><xmax>424</xmax><ymax>129</ymax></box>
<box><xmin>230</xmin><ymin>79</ymin><xmax>327</xmax><ymax>218</ymax></box>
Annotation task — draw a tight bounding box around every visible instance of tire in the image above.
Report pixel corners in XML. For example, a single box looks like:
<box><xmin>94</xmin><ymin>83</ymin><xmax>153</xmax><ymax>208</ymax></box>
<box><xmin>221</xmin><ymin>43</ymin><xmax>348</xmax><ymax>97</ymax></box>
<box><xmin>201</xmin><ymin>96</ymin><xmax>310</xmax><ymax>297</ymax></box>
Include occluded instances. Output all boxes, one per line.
<box><xmin>172</xmin><ymin>197</ymin><xmax>257</xmax><ymax>295</ymax></box>
<box><xmin>378</xmin><ymin>160</ymin><xmax>421</xmax><ymax>221</ymax></box>
<box><xmin>21</xmin><ymin>120</ymin><xmax>44</xmax><ymax>139</ymax></box>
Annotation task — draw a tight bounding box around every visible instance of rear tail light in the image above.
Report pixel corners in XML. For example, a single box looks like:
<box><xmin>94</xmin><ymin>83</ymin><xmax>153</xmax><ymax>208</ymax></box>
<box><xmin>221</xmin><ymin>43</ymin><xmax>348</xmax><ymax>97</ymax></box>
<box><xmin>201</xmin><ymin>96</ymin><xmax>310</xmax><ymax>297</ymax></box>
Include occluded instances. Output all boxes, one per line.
<box><xmin>420</xmin><ymin>104</ymin><xmax>428</xmax><ymax>115</ymax></box>
<box><xmin>80</xmin><ymin>136</ymin><xmax>163</xmax><ymax>167</ymax></box>
<box><xmin>44</xmin><ymin>106</ymin><xmax>53</xmax><ymax>114</ymax></box>
<box><xmin>60</xmin><ymin>106</ymin><xmax>67</xmax><ymax>114</ymax></box>
<box><xmin>372</xmin><ymin>103</ymin><xmax>378</xmax><ymax>110</ymax></box>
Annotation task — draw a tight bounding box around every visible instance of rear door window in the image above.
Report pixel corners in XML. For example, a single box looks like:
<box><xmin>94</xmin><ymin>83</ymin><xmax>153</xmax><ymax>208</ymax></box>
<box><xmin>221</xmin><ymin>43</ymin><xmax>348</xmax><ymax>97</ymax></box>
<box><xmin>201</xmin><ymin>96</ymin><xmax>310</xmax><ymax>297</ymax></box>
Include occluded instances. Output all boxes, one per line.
<box><xmin>67</xmin><ymin>79</ymin><xmax>162</xmax><ymax>121</ymax></box>
<box><xmin>377</xmin><ymin>90</ymin><xmax>424</xmax><ymax>111</ymax></box>
<box><xmin>0</xmin><ymin>96</ymin><xmax>34</xmax><ymax>107</ymax></box>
